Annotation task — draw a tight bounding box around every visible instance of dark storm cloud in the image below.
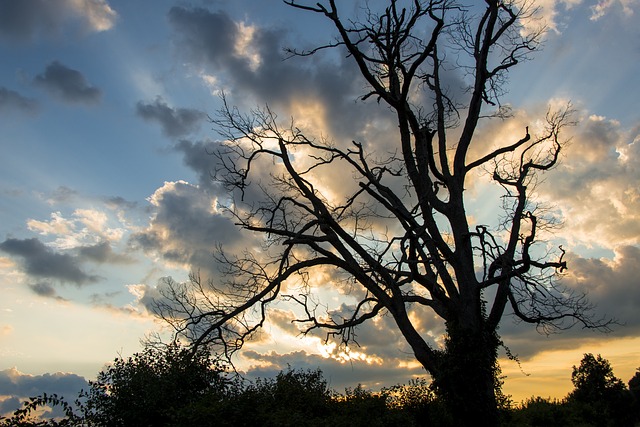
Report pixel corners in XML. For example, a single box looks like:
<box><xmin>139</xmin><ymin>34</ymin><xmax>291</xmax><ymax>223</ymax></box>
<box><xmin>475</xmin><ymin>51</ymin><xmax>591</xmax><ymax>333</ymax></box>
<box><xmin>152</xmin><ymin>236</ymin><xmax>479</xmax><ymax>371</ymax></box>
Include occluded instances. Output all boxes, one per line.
<box><xmin>131</xmin><ymin>181</ymin><xmax>245</xmax><ymax>278</ymax></box>
<box><xmin>0</xmin><ymin>86</ymin><xmax>38</xmax><ymax>114</ymax></box>
<box><xmin>167</xmin><ymin>6</ymin><xmax>379</xmax><ymax>139</ymax></box>
<box><xmin>564</xmin><ymin>245</ymin><xmax>640</xmax><ymax>331</ymax></box>
<box><xmin>0</xmin><ymin>368</ymin><xmax>87</xmax><ymax>416</ymax></box>
<box><xmin>168</xmin><ymin>5</ymin><xmax>471</xmax><ymax>144</ymax></box>
<box><xmin>173</xmin><ymin>138</ymin><xmax>284</xmax><ymax>206</ymax></box>
<box><xmin>168</xmin><ymin>7</ymin><xmax>239</xmax><ymax>72</ymax></box>
<box><xmin>0</xmin><ymin>0</ymin><xmax>116</xmax><ymax>43</ymax></box>
<box><xmin>78</xmin><ymin>241</ymin><xmax>132</xmax><ymax>264</ymax></box>
<box><xmin>173</xmin><ymin>140</ymin><xmax>220</xmax><ymax>190</ymax></box>
<box><xmin>0</xmin><ymin>237</ymin><xmax>98</xmax><ymax>285</ymax></box>
<box><xmin>33</xmin><ymin>61</ymin><xmax>101</xmax><ymax>104</ymax></box>
<box><xmin>28</xmin><ymin>282</ymin><xmax>58</xmax><ymax>298</ymax></box>
<box><xmin>0</xmin><ymin>396</ymin><xmax>21</xmax><ymax>416</ymax></box>
<box><xmin>136</xmin><ymin>98</ymin><xmax>207</xmax><ymax>138</ymax></box>
<box><xmin>497</xmin><ymin>245</ymin><xmax>640</xmax><ymax>360</ymax></box>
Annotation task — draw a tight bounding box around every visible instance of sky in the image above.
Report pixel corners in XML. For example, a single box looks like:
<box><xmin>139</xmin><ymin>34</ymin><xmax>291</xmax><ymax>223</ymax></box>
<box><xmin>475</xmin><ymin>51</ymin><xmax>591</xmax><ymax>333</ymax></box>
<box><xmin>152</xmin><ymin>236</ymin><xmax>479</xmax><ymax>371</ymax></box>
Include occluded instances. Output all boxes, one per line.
<box><xmin>0</xmin><ymin>0</ymin><xmax>639</xmax><ymax>415</ymax></box>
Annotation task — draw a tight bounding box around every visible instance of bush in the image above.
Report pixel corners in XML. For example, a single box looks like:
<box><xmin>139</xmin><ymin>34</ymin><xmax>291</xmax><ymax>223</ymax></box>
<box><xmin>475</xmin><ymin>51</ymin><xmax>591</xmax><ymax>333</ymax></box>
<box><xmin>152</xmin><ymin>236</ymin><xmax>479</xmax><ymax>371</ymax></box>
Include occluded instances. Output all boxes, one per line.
<box><xmin>4</xmin><ymin>349</ymin><xmax>639</xmax><ymax>426</ymax></box>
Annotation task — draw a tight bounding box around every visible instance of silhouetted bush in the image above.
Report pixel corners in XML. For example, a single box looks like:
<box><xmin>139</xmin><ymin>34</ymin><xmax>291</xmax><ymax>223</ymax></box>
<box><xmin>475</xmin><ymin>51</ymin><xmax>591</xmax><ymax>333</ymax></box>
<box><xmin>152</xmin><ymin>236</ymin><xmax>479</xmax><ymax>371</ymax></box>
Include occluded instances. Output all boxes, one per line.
<box><xmin>3</xmin><ymin>348</ymin><xmax>639</xmax><ymax>427</ymax></box>
<box><xmin>508</xmin><ymin>396</ymin><xmax>580</xmax><ymax>427</ymax></box>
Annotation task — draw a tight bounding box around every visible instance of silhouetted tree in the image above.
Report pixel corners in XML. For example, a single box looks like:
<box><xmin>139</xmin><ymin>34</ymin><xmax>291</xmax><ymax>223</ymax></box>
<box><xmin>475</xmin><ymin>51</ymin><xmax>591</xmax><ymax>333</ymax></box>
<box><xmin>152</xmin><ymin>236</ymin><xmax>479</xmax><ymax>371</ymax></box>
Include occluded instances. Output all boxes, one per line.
<box><xmin>629</xmin><ymin>368</ymin><xmax>640</xmax><ymax>423</ymax></box>
<box><xmin>155</xmin><ymin>1</ymin><xmax>610</xmax><ymax>425</ymax></box>
<box><xmin>570</xmin><ymin>354</ymin><xmax>625</xmax><ymax>401</ymax></box>
<box><xmin>567</xmin><ymin>353</ymin><xmax>633</xmax><ymax>427</ymax></box>
<box><xmin>80</xmin><ymin>343</ymin><xmax>227</xmax><ymax>427</ymax></box>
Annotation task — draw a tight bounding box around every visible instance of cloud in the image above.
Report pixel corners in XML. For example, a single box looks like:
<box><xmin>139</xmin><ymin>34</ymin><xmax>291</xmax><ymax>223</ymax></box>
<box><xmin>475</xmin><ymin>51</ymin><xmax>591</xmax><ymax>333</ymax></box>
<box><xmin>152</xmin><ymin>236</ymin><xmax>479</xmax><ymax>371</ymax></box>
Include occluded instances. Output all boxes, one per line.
<box><xmin>590</xmin><ymin>0</ymin><xmax>637</xmax><ymax>20</ymax></box>
<box><xmin>167</xmin><ymin>8</ymin><xmax>240</xmax><ymax>75</ymax></box>
<box><xmin>239</xmin><ymin>349</ymin><xmax>427</xmax><ymax>391</ymax></box>
<box><xmin>172</xmin><ymin>139</ymin><xmax>221</xmax><ymax>191</ymax></box>
<box><xmin>27</xmin><ymin>208</ymin><xmax>127</xmax><ymax>249</ymax></box>
<box><xmin>126</xmin><ymin>283</ymin><xmax>164</xmax><ymax>315</ymax></box>
<box><xmin>465</xmin><ymin>105</ymin><xmax>639</xmax><ymax>249</ymax></box>
<box><xmin>0</xmin><ymin>237</ymin><xmax>99</xmax><ymax>286</ymax></box>
<box><xmin>564</xmin><ymin>245</ymin><xmax>640</xmax><ymax>331</ymax></box>
<box><xmin>0</xmin><ymin>0</ymin><xmax>117</xmax><ymax>43</ymax></box>
<box><xmin>495</xmin><ymin>245</ymin><xmax>640</xmax><ymax>361</ymax></box>
<box><xmin>167</xmin><ymin>6</ymin><xmax>382</xmax><ymax>140</ymax></box>
<box><xmin>70</xmin><ymin>0</ymin><xmax>117</xmax><ymax>32</ymax></box>
<box><xmin>539</xmin><ymin>115</ymin><xmax>640</xmax><ymax>247</ymax></box>
<box><xmin>529</xmin><ymin>0</ymin><xmax>637</xmax><ymax>31</ymax></box>
<box><xmin>27</xmin><ymin>212</ymin><xmax>74</xmax><ymax>236</ymax></box>
<box><xmin>131</xmin><ymin>181</ymin><xmax>245</xmax><ymax>278</ymax></box>
<box><xmin>103</xmin><ymin>196</ymin><xmax>137</xmax><ymax>211</ymax></box>
<box><xmin>78</xmin><ymin>241</ymin><xmax>132</xmax><ymax>264</ymax></box>
<box><xmin>0</xmin><ymin>367</ymin><xmax>87</xmax><ymax>417</ymax></box>
<box><xmin>28</xmin><ymin>282</ymin><xmax>59</xmax><ymax>298</ymax></box>
<box><xmin>125</xmin><ymin>278</ymin><xmax>200</xmax><ymax>318</ymax></box>
<box><xmin>136</xmin><ymin>98</ymin><xmax>207</xmax><ymax>138</ymax></box>
<box><xmin>0</xmin><ymin>396</ymin><xmax>22</xmax><ymax>417</ymax></box>
<box><xmin>2</xmin><ymin>191</ymin><xmax>135</xmax><ymax>299</ymax></box>
<box><xmin>528</xmin><ymin>0</ymin><xmax>583</xmax><ymax>33</ymax></box>
<box><xmin>0</xmin><ymin>86</ymin><xmax>38</xmax><ymax>114</ymax></box>
<box><xmin>33</xmin><ymin>61</ymin><xmax>101</xmax><ymax>105</ymax></box>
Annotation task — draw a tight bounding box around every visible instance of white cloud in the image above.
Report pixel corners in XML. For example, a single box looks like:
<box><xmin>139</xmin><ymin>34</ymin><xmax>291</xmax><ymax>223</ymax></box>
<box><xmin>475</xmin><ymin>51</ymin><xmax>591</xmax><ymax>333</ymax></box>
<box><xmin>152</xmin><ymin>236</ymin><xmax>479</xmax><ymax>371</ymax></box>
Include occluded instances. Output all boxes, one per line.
<box><xmin>234</xmin><ymin>21</ymin><xmax>261</xmax><ymax>72</ymax></box>
<box><xmin>590</xmin><ymin>0</ymin><xmax>637</xmax><ymax>20</ymax></box>
<box><xmin>27</xmin><ymin>208</ymin><xmax>126</xmax><ymax>249</ymax></box>
<box><xmin>68</xmin><ymin>0</ymin><xmax>117</xmax><ymax>32</ymax></box>
<box><xmin>538</xmin><ymin>115</ymin><xmax>640</xmax><ymax>248</ymax></box>
<box><xmin>526</xmin><ymin>0</ymin><xmax>637</xmax><ymax>31</ymax></box>
<box><xmin>27</xmin><ymin>212</ymin><xmax>73</xmax><ymax>236</ymax></box>
<box><xmin>527</xmin><ymin>0</ymin><xmax>584</xmax><ymax>33</ymax></box>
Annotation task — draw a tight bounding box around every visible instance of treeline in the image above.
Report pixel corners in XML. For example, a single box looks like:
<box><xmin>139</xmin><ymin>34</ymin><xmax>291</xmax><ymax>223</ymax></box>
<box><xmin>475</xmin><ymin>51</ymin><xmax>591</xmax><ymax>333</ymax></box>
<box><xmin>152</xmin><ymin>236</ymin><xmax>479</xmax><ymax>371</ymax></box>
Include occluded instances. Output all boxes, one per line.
<box><xmin>2</xmin><ymin>344</ymin><xmax>639</xmax><ymax>426</ymax></box>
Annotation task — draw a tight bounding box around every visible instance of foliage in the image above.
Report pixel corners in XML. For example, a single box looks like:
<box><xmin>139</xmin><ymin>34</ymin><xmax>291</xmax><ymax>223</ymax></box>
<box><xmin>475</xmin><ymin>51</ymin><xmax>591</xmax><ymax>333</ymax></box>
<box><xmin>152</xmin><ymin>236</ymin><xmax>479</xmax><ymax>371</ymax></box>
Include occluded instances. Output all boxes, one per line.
<box><xmin>565</xmin><ymin>353</ymin><xmax>634</xmax><ymax>427</ymax></box>
<box><xmin>382</xmin><ymin>379</ymin><xmax>452</xmax><ymax>426</ymax></box>
<box><xmin>0</xmin><ymin>343</ymin><xmax>228</xmax><ymax>427</ymax></box>
<box><xmin>0</xmin><ymin>393</ymin><xmax>83</xmax><ymax>427</ymax></box>
<box><xmin>210</xmin><ymin>368</ymin><xmax>334</xmax><ymax>427</ymax></box>
<box><xmin>569</xmin><ymin>353</ymin><xmax>626</xmax><ymax>401</ymax></box>
<box><xmin>80</xmin><ymin>343</ymin><xmax>226</xmax><ymax>427</ymax></box>
<box><xmin>509</xmin><ymin>396</ymin><xmax>581</xmax><ymax>427</ymax></box>
<box><xmin>4</xmin><ymin>346</ymin><xmax>639</xmax><ymax>426</ymax></box>
<box><xmin>629</xmin><ymin>368</ymin><xmax>640</xmax><ymax>422</ymax></box>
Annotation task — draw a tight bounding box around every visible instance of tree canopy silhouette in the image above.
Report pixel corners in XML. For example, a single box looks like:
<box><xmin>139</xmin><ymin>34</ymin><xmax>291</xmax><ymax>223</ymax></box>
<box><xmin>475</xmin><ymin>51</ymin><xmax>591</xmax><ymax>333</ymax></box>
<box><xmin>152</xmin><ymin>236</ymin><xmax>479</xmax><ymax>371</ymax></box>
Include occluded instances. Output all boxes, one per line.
<box><xmin>154</xmin><ymin>1</ymin><xmax>611</xmax><ymax>424</ymax></box>
<box><xmin>4</xmin><ymin>349</ymin><xmax>639</xmax><ymax>426</ymax></box>
<box><xmin>566</xmin><ymin>353</ymin><xmax>633</xmax><ymax>427</ymax></box>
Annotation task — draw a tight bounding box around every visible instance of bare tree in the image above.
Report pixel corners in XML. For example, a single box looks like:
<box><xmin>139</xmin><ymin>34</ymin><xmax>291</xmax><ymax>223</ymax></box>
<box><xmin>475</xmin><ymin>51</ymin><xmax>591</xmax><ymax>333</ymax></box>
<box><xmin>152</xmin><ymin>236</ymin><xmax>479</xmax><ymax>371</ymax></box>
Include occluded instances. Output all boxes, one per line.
<box><xmin>156</xmin><ymin>1</ymin><xmax>611</xmax><ymax>424</ymax></box>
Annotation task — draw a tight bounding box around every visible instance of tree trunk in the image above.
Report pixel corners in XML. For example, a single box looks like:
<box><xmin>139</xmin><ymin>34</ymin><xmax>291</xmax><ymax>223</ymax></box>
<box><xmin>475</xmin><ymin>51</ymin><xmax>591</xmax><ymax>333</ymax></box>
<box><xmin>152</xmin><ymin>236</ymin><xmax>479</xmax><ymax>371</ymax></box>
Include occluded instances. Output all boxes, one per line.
<box><xmin>431</xmin><ymin>321</ymin><xmax>501</xmax><ymax>426</ymax></box>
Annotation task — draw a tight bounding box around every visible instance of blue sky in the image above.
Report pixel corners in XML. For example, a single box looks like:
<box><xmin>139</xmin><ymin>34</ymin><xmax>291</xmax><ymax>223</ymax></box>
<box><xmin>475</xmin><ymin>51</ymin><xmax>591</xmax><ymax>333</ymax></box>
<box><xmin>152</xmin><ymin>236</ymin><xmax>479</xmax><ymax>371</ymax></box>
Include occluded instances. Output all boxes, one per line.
<box><xmin>1</xmin><ymin>0</ymin><xmax>639</xmax><ymax>413</ymax></box>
